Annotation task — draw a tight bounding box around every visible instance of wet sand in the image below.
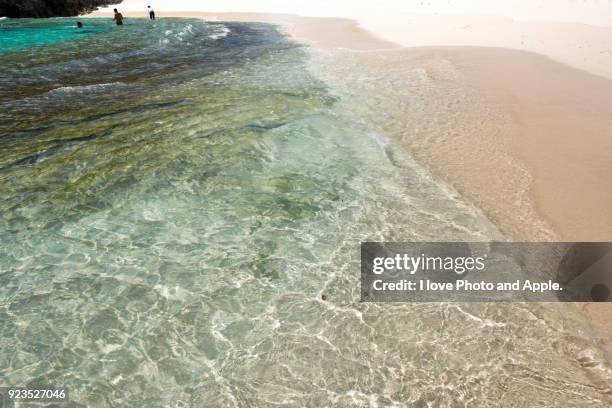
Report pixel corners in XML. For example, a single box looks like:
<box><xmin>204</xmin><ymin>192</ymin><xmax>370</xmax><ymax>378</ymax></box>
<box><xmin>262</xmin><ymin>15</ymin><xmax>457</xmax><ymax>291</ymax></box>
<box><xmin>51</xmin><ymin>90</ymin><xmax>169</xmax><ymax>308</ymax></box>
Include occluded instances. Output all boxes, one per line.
<box><xmin>310</xmin><ymin>46</ymin><xmax>612</xmax><ymax>242</ymax></box>
<box><xmin>457</xmin><ymin>48</ymin><xmax>612</xmax><ymax>242</ymax></box>
<box><xmin>89</xmin><ymin>10</ymin><xmax>612</xmax><ymax>337</ymax></box>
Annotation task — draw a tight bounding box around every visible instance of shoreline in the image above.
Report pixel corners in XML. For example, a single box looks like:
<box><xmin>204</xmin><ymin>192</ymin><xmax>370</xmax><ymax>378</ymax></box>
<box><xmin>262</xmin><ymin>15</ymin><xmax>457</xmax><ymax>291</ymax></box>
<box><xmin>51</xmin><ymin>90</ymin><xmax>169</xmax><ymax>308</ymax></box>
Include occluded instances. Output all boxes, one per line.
<box><xmin>86</xmin><ymin>11</ymin><xmax>399</xmax><ymax>50</ymax></box>
<box><xmin>317</xmin><ymin>44</ymin><xmax>612</xmax><ymax>242</ymax></box>
<box><xmin>90</xmin><ymin>5</ymin><xmax>612</xmax><ymax>81</ymax></box>
<box><xmin>87</xmin><ymin>11</ymin><xmax>612</xmax><ymax>337</ymax></box>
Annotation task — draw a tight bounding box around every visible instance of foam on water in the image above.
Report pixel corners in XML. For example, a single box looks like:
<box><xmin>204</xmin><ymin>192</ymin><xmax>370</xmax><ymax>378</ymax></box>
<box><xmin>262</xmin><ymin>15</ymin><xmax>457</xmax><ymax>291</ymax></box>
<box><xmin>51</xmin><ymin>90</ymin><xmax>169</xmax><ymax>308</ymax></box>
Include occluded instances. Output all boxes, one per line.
<box><xmin>44</xmin><ymin>82</ymin><xmax>126</xmax><ymax>95</ymax></box>
<box><xmin>0</xmin><ymin>18</ymin><xmax>610</xmax><ymax>407</ymax></box>
<box><xmin>209</xmin><ymin>24</ymin><xmax>231</xmax><ymax>39</ymax></box>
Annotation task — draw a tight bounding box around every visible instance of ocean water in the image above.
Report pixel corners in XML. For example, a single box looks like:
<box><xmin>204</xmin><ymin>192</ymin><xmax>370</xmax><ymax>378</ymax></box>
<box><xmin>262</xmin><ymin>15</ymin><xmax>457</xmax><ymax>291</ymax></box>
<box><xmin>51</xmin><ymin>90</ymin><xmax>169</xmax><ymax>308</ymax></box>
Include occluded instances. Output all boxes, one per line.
<box><xmin>0</xmin><ymin>18</ymin><xmax>610</xmax><ymax>407</ymax></box>
<box><xmin>0</xmin><ymin>18</ymin><xmax>108</xmax><ymax>53</ymax></box>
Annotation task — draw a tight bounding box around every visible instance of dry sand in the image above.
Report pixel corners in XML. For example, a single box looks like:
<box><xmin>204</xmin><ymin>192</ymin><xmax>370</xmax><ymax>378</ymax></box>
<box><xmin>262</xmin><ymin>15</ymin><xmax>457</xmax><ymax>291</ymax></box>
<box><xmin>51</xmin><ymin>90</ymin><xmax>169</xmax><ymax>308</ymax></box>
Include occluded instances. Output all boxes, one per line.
<box><xmin>88</xmin><ymin>9</ymin><xmax>612</xmax><ymax>337</ymax></box>
<box><xmin>358</xmin><ymin>12</ymin><xmax>612</xmax><ymax>81</ymax></box>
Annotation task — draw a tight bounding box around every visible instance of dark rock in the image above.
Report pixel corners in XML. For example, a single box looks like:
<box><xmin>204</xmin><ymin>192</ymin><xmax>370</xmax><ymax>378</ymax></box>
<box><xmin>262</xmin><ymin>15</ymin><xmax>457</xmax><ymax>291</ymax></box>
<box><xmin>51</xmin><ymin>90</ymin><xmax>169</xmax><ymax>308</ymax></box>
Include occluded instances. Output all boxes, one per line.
<box><xmin>0</xmin><ymin>0</ymin><xmax>122</xmax><ymax>18</ymax></box>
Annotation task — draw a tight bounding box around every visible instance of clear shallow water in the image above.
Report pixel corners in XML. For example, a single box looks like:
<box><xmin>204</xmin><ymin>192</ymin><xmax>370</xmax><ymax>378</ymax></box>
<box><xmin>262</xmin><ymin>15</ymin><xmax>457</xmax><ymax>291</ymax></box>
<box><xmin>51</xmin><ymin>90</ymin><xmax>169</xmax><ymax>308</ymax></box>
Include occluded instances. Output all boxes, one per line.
<box><xmin>0</xmin><ymin>18</ymin><xmax>109</xmax><ymax>53</ymax></box>
<box><xmin>0</xmin><ymin>18</ymin><xmax>610</xmax><ymax>407</ymax></box>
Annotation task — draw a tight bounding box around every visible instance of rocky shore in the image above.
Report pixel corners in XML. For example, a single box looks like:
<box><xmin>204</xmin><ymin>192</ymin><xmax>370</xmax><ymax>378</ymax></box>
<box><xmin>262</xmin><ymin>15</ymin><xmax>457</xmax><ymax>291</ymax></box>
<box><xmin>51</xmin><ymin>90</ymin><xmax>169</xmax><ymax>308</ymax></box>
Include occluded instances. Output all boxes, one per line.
<box><xmin>0</xmin><ymin>0</ymin><xmax>121</xmax><ymax>18</ymax></box>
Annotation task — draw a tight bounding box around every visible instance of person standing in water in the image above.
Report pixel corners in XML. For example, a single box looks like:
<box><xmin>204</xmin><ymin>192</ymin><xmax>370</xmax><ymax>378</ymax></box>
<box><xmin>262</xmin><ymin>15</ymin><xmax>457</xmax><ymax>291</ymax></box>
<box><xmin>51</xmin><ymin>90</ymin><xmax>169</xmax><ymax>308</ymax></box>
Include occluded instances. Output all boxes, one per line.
<box><xmin>148</xmin><ymin>6</ymin><xmax>155</xmax><ymax>20</ymax></box>
<box><xmin>113</xmin><ymin>8</ymin><xmax>124</xmax><ymax>26</ymax></box>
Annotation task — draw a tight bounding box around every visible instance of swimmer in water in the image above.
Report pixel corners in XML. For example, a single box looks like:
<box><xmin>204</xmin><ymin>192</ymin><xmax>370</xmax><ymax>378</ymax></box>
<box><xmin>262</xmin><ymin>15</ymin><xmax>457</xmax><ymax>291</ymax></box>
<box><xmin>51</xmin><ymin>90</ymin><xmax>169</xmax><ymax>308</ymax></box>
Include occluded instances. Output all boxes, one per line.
<box><xmin>113</xmin><ymin>9</ymin><xmax>124</xmax><ymax>26</ymax></box>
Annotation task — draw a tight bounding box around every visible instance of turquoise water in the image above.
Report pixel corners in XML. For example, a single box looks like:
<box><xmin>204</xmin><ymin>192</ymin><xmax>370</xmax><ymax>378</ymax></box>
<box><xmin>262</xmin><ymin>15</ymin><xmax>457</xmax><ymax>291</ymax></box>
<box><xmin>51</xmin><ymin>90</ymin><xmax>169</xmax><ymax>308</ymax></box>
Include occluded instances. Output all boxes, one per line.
<box><xmin>0</xmin><ymin>18</ymin><xmax>109</xmax><ymax>53</ymax></box>
<box><xmin>1</xmin><ymin>18</ymin><xmax>610</xmax><ymax>407</ymax></box>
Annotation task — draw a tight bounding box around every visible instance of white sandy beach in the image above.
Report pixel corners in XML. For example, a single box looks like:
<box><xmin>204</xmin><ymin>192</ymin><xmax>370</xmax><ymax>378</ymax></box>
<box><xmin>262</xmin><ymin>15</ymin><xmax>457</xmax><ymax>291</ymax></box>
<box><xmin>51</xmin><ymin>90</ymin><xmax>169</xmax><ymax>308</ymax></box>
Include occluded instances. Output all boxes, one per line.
<box><xmin>91</xmin><ymin>0</ymin><xmax>612</xmax><ymax>336</ymax></box>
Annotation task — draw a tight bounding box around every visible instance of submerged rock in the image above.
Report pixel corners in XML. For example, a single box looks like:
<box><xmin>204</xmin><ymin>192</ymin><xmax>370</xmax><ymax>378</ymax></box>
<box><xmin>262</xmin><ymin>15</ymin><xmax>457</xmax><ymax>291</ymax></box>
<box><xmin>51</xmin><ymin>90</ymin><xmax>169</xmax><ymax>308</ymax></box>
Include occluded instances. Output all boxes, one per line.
<box><xmin>0</xmin><ymin>0</ymin><xmax>122</xmax><ymax>18</ymax></box>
